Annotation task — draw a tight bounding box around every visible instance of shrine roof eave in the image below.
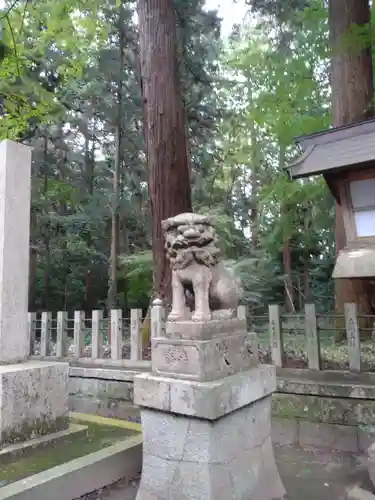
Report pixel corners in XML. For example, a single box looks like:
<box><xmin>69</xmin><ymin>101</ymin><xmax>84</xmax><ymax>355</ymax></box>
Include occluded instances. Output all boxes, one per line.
<box><xmin>286</xmin><ymin>118</ymin><xmax>375</xmax><ymax>180</ymax></box>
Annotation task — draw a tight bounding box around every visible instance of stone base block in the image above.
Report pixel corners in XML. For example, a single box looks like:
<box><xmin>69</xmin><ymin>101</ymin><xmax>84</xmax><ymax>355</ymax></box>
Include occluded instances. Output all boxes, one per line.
<box><xmin>136</xmin><ymin>395</ymin><xmax>285</xmax><ymax>500</ymax></box>
<box><xmin>347</xmin><ymin>487</ymin><xmax>375</xmax><ymax>500</ymax></box>
<box><xmin>0</xmin><ymin>360</ymin><xmax>69</xmax><ymax>447</ymax></box>
<box><xmin>134</xmin><ymin>364</ymin><xmax>276</xmax><ymax>420</ymax></box>
<box><xmin>151</xmin><ymin>333</ymin><xmax>258</xmax><ymax>381</ymax></box>
<box><xmin>165</xmin><ymin>318</ymin><xmax>247</xmax><ymax>340</ymax></box>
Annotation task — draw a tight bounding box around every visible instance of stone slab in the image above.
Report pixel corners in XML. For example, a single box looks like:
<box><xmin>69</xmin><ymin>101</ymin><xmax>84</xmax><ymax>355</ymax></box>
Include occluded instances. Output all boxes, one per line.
<box><xmin>136</xmin><ymin>395</ymin><xmax>285</xmax><ymax>500</ymax></box>
<box><xmin>0</xmin><ymin>434</ymin><xmax>142</xmax><ymax>500</ymax></box>
<box><xmin>347</xmin><ymin>487</ymin><xmax>375</xmax><ymax>500</ymax></box>
<box><xmin>273</xmin><ymin>392</ymin><xmax>375</xmax><ymax>426</ymax></box>
<box><xmin>69</xmin><ymin>377</ymin><xmax>134</xmax><ymax>402</ymax></box>
<box><xmin>165</xmin><ymin>317</ymin><xmax>246</xmax><ymax>340</ymax></box>
<box><xmin>270</xmin><ymin>416</ymin><xmax>375</xmax><ymax>453</ymax></box>
<box><xmin>0</xmin><ymin>140</ymin><xmax>32</xmax><ymax>363</ymax></box>
<box><xmin>134</xmin><ymin>364</ymin><xmax>276</xmax><ymax>420</ymax></box>
<box><xmin>0</xmin><ymin>361</ymin><xmax>69</xmax><ymax>446</ymax></box>
<box><xmin>368</xmin><ymin>443</ymin><xmax>375</xmax><ymax>490</ymax></box>
<box><xmin>151</xmin><ymin>333</ymin><xmax>258</xmax><ymax>381</ymax></box>
<box><xmin>359</xmin><ymin>428</ymin><xmax>374</xmax><ymax>453</ymax></box>
<box><xmin>69</xmin><ymin>366</ymin><xmax>146</xmax><ymax>381</ymax></box>
<box><xmin>277</xmin><ymin>369</ymin><xmax>375</xmax><ymax>400</ymax></box>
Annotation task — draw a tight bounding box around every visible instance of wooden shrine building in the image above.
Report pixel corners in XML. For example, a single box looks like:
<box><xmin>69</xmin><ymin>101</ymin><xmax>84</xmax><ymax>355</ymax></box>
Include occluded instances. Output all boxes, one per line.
<box><xmin>287</xmin><ymin>118</ymin><xmax>375</xmax><ymax>279</ymax></box>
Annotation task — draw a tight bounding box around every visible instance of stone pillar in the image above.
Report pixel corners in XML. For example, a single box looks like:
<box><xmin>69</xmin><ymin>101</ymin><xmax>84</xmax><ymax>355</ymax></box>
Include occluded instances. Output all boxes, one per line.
<box><xmin>0</xmin><ymin>140</ymin><xmax>69</xmax><ymax>448</ymax></box>
<box><xmin>0</xmin><ymin>140</ymin><xmax>32</xmax><ymax>363</ymax></box>
<box><xmin>134</xmin><ymin>316</ymin><xmax>285</xmax><ymax>500</ymax></box>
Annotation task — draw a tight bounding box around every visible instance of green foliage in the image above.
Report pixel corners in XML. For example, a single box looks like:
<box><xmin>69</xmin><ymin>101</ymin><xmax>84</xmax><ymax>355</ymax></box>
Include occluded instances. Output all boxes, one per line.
<box><xmin>0</xmin><ymin>0</ymin><xmax>340</xmax><ymax>314</ymax></box>
<box><xmin>0</xmin><ymin>0</ymin><xmax>223</xmax><ymax>312</ymax></box>
<box><xmin>213</xmin><ymin>0</ymin><xmax>335</xmax><ymax>312</ymax></box>
<box><xmin>119</xmin><ymin>252</ymin><xmax>153</xmax><ymax>310</ymax></box>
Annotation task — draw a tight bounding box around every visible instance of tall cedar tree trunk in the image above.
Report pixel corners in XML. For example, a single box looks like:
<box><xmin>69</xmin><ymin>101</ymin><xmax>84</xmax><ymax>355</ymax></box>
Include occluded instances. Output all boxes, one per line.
<box><xmin>42</xmin><ymin>134</ymin><xmax>51</xmax><ymax>310</ymax></box>
<box><xmin>249</xmin><ymin>96</ymin><xmax>259</xmax><ymax>250</ymax></box>
<box><xmin>28</xmin><ymin>237</ymin><xmax>37</xmax><ymax>311</ymax></box>
<box><xmin>108</xmin><ymin>6</ymin><xmax>125</xmax><ymax>313</ymax></box>
<box><xmin>250</xmin><ymin>165</ymin><xmax>259</xmax><ymax>251</ymax></box>
<box><xmin>84</xmin><ymin>116</ymin><xmax>97</xmax><ymax>312</ymax></box>
<box><xmin>279</xmin><ymin>142</ymin><xmax>295</xmax><ymax>312</ymax></box>
<box><xmin>329</xmin><ymin>0</ymin><xmax>375</xmax><ymax>330</ymax></box>
<box><xmin>303</xmin><ymin>205</ymin><xmax>312</xmax><ymax>303</ymax></box>
<box><xmin>138</xmin><ymin>0</ymin><xmax>192</xmax><ymax>302</ymax></box>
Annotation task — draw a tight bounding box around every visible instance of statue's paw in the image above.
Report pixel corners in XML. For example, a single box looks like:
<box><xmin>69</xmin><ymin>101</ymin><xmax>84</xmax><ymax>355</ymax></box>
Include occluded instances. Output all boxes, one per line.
<box><xmin>192</xmin><ymin>312</ymin><xmax>212</xmax><ymax>322</ymax></box>
<box><xmin>212</xmin><ymin>309</ymin><xmax>234</xmax><ymax>320</ymax></box>
<box><xmin>168</xmin><ymin>312</ymin><xmax>186</xmax><ymax>322</ymax></box>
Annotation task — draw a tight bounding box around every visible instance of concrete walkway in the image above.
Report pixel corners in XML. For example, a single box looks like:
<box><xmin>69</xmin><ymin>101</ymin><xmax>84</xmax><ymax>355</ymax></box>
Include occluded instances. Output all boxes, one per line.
<box><xmin>80</xmin><ymin>443</ymin><xmax>373</xmax><ymax>500</ymax></box>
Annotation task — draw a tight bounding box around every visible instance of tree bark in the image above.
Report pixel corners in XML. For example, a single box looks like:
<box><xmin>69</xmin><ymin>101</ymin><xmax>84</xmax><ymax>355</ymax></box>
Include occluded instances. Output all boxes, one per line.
<box><xmin>249</xmin><ymin>105</ymin><xmax>259</xmax><ymax>250</ymax></box>
<box><xmin>329</xmin><ymin>0</ymin><xmax>374</xmax><ymax>320</ymax></box>
<box><xmin>279</xmin><ymin>142</ymin><xmax>295</xmax><ymax>312</ymax></box>
<box><xmin>108</xmin><ymin>4</ymin><xmax>126</xmax><ymax>312</ymax></box>
<box><xmin>250</xmin><ymin>166</ymin><xmax>259</xmax><ymax>251</ymax></box>
<box><xmin>138</xmin><ymin>0</ymin><xmax>192</xmax><ymax>302</ymax></box>
<box><xmin>83</xmin><ymin>115</ymin><xmax>97</xmax><ymax>312</ymax></box>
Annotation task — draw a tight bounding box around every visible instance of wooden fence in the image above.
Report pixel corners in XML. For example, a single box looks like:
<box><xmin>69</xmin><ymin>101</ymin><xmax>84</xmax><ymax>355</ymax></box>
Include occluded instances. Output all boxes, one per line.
<box><xmin>28</xmin><ymin>302</ymin><xmax>375</xmax><ymax>372</ymax></box>
<box><xmin>28</xmin><ymin>308</ymin><xmax>147</xmax><ymax>364</ymax></box>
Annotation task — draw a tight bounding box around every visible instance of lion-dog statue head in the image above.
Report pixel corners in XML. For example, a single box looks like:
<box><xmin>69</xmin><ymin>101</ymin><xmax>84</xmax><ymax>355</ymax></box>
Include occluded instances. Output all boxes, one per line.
<box><xmin>162</xmin><ymin>212</ymin><xmax>221</xmax><ymax>270</ymax></box>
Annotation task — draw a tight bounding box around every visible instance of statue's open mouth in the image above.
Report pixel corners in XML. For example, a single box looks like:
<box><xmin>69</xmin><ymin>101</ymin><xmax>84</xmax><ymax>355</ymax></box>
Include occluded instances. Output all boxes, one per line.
<box><xmin>171</xmin><ymin>233</ymin><xmax>214</xmax><ymax>250</ymax></box>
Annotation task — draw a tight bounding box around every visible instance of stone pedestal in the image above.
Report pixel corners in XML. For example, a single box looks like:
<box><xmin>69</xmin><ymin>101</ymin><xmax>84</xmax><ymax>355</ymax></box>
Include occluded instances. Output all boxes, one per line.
<box><xmin>134</xmin><ymin>317</ymin><xmax>285</xmax><ymax>500</ymax></box>
<box><xmin>151</xmin><ymin>318</ymin><xmax>258</xmax><ymax>382</ymax></box>
<box><xmin>0</xmin><ymin>141</ymin><xmax>69</xmax><ymax>448</ymax></box>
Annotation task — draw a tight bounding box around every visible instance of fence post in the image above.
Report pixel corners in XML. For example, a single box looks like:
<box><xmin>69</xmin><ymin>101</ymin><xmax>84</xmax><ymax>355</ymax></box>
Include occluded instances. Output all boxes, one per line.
<box><xmin>111</xmin><ymin>309</ymin><xmax>122</xmax><ymax>360</ymax></box>
<box><xmin>131</xmin><ymin>309</ymin><xmax>143</xmax><ymax>361</ymax></box>
<box><xmin>151</xmin><ymin>298</ymin><xmax>166</xmax><ymax>339</ymax></box>
<box><xmin>91</xmin><ymin>310</ymin><xmax>103</xmax><ymax>359</ymax></box>
<box><xmin>41</xmin><ymin>311</ymin><xmax>51</xmax><ymax>357</ymax></box>
<box><xmin>237</xmin><ymin>305</ymin><xmax>247</xmax><ymax>321</ymax></box>
<box><xmin>344</xmin><ymin>303</ymin><xmax>361</xmax><ymax>372</ymax></box>
<box><xmin>305</xmin><ymin>303</ymin><xmax>321</xmax><ymax>370</ymax></box>
<box><xmin>56</xmin><ymin>311</ymin><xmax>68</xmax><ymax>358</ymax></box>
<box><xmin>73</xmin><ymin>310</ymin><xmax>85</xmax><ymax>358</ymax></box>
<box><xmin>269</xmin><ymin>305</ymin><xmax>283</xmax><ymax>367</ymax></box>
<box><xmin>28</xmin><ymin>312</ymin><xmax>36</xmax><ymax>355</ymax></box>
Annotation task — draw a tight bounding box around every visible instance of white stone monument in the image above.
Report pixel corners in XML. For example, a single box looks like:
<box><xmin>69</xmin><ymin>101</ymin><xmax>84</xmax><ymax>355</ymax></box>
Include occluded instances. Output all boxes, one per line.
<box><xmin>0</xmin><ymin>140</ymin><xmax>69</xmax><ymax>447</ymax></box>
<box><xmin>134</xmin><ymin>213</ymin><xmax>285</xmax><ymax>500</ymax></box>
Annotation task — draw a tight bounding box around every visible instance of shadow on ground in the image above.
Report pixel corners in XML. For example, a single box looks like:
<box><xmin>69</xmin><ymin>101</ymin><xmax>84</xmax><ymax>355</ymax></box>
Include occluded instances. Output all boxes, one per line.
<box><xmin>79</xmin><ymin>444</ymin><xmax>373</xmax><ymax>500</ymax></box>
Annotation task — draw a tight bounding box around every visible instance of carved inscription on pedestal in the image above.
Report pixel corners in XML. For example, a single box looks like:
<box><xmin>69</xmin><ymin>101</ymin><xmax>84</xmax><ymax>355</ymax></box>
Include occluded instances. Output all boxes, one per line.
<box><xmin>164</xmin><ymin>346</ymin><xmax>189</xmax><ymax>365</ymax></box>
<box><xmin>152</xmin><ymin>341</ymin><xmax>200</xmax><ymax>377</ymax></box>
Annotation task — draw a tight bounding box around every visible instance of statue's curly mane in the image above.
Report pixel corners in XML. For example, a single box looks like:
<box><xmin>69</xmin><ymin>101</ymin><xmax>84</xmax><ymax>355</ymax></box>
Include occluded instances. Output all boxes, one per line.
<box><xmin>164</xmin><ymin>219</ymin><xmax>221</xmax><ymax>270</ymax></box>
<box><xmin>168</xmin><ymin>245</ymin><xmax>220</xmax><ymax>269</ymax></box>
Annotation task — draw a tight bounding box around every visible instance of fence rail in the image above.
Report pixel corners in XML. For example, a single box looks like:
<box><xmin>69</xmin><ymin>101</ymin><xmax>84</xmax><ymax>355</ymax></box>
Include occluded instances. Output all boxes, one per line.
<box><xmin>28</xmin><ymin>309</ymin><xmax>145</xmax><ymax>361</ymax></box>
<box><xmin>257</xmin><ymin>303</ymin><xmax>375</xmax><ymax>372</ymax></box>
<box><xmin>28</xmin><ymin>302</ymin><xmax>375</xmax><ymax>372</ymax></box>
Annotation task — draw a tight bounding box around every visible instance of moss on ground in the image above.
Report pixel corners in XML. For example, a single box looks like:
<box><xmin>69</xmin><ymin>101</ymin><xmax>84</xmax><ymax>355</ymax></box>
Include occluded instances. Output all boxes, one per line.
<box><xmin>1</xmin><ymin>416</ymin><xmax>68</xmax><ymax>447</ymax></box>
<box><xmin>0</xmin><ymin>419</ymin><xmax>138</xmax><ymax>486</ymax></box>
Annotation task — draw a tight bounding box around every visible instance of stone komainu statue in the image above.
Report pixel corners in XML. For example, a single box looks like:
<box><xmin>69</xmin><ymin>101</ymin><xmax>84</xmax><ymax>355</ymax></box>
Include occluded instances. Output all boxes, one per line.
<box><xmin>162</xmin><ymin>212</ymin><xmax>242</xmax><ymax>322</ymax></box>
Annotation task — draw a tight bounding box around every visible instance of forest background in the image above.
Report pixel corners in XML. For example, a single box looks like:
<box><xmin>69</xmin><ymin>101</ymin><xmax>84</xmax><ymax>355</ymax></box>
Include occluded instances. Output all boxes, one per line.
<box><xmin>0</xmin><ymin>0</ymin><xmax>337</xmax><ymax>316</ymax></box>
